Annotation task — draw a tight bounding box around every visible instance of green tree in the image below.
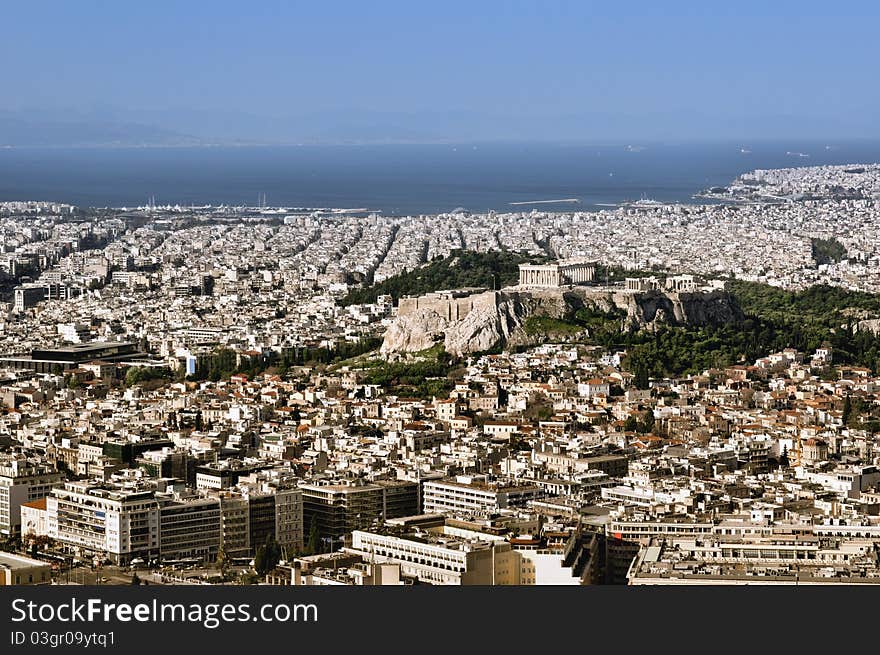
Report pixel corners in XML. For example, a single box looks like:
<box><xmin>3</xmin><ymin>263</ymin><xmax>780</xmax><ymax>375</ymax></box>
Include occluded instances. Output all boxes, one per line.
<box><xmin>125</xmin><ymin>367</ymin><xmax>142</xmax><ymax>386</ymax></box>
<box><xmin>216</xmin><ymin>544</ymin><xmax>229</xmax><ymax>577</ymax></box>
<box><xmin>306</xmin><ymin>516</ymin><xmax>321</xmax><ymax>556</ymax></box>
<box><xmin>254</xmin><ymin>534</ymin><xmax>282</xmax><ymax>575</ymax></box>
<box><xmin>780</xmin><ymin>446</ymin><xmax>790</xmax><ymax>468</ymax></box>
<box><xmin>634</xmin><ymin>365</ymin><xmax>649</xmax><ymax>390</ymax></box>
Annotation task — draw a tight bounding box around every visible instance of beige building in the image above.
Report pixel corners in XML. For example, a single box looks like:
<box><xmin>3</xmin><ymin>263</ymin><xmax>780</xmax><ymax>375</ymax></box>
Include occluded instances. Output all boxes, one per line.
<box><xmin>801</xmin><ymin>437</ymin><xmax>829</xmax><ymax>464</ymax></box>
<box><xmin>434</xmin><ymin>399</ymin><xmax>458</xmax><ymax>422</ymax></box>
<box><xmin>349</xmin><ymin>529</ymin><xmax>519</xmax><ymax>585</ymax></box>
<box><xmin>46</xmin><ymin>482</ymin><xmax>161</xmax><ymax>565</ymax></box>
<box><xmin>0</xmin><ymin>552</ymin><xmax>52</xmax><ymax>586</ymax></box>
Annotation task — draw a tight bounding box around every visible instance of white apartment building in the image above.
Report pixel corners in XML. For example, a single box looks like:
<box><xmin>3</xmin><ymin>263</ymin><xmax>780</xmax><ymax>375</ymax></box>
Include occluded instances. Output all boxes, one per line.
<box><xmin>422</xmin><ymin>476</ymin><xmax>543</xmax><ymax>516</ymax></box>
<box><xmin>46</xmin><ymin>482</ymin><xmax>161</xmax><ymax>565</ymax></box>
<box><xmin>0</xmin><ymin>458</ymin><xmax>64</xmax><ymax>535</ymax></box>
<box><xmin>349</xmin><ymin>529</ymin><xmax>518</xmax><ymax>585</ymax></box>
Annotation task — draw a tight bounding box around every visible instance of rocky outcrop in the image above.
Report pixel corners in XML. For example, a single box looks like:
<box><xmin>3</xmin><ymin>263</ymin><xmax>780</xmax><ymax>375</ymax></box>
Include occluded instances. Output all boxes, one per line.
<box><xmin>444</xmin><ymin>303</ymin><xmax>509</xmax><ymax>354</ymax></box>
<box><xmin>624</xmin><ymin>290</ymin><xmax>745</xmax><ymax>329</ymax></box>
<box><xmin>380</xmin><ymin>308</ymin><xmax>448</xmax><ymax>353</ymax></box>
<box><xmin>381</xmin><ymin>287</ymin><xmax>744</xmax><ymax>355</ymax></box>
<box><xmin>379</xmin><ymin>294</ymin><xmax>525</xmax><ymax>357</ymax></box>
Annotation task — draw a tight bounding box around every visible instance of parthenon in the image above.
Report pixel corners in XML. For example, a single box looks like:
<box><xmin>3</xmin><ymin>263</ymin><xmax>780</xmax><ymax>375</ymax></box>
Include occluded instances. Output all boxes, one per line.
<box><xmin>518</xmin><ymin>260</ymin><xmax>596</xmax><ymax>287</ymax></box>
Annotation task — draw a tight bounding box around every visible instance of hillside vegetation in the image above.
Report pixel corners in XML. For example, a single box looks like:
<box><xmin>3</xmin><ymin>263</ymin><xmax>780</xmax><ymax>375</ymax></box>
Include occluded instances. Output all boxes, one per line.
<box><xmin>624</xmin><ymin>280</ymin><xmax>880</xmax><ymax>378</ymax></box>
<box><xmin>340</xmin><ymin>250</ymin><xmax>547</xmax><ymax>306</ymax></box>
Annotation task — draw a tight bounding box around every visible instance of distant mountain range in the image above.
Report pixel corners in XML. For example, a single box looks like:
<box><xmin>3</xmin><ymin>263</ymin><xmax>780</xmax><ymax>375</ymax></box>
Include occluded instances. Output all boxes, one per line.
<box><xmin>0</xmin><ymin>107</ymin><xmax>875</xmax><ymax>147</ymax></box>
<box><xmin>0</xmin><ymin>110</ymin><xmax>204</xmax><ymax>147</ymax></box>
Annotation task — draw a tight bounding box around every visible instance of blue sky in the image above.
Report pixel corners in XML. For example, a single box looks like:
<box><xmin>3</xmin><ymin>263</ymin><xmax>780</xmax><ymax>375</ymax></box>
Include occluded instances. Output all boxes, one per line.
<box><xmin>2</xmin><ymin>1</ymin><xmax>879</xmax><ymax>142</ymax></box>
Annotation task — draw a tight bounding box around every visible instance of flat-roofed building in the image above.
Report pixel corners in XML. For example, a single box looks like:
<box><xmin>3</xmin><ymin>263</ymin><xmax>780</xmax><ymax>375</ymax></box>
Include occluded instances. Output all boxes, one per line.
<box><xmin>211</xmin><ymin>485</ymin><xmax>303</xmax><ymax>558</ymax></box>
<box><xmin>13</xmin><ymin>285</ymin><xmax>46</xmax><ymax>312</ymax></box>
<box><xmin>0</xmin><ymin>457</ymin><xmax>63</xmax><ymax>536</ymax></box>
<box><xmin>349</xmin><ymin>528</ymin><xmax>518</xmax><ymax>585</ymax></box>
<box><xmin>0</xmin><ymin>552</ymin><xmax>52</xmax><ymax>586</ymax></box>
<box><xmin>422</xmin><ymin>476</ymin><xmax>543</xmax><ymax>517</ymax></box>
<box><xmin>0</xmin><ymin>342</ymin><xmax>145</xmax><ymax>373</ymax></box>
<box><xmin>627</xmin><ymin>536</ymin><xmax>880</xmax><ymax>585</ymax></box>
<box><xmin>531</xmin><ymin>448</ymin><xmax>629</xmax><ymax>477</ymax></box>
<box><xmin>158</xmin><ymin>496</ymin><xmax>221</xmax><ymax>562</ymax></box>
<box><xmin>46</xmin><ymin>482</ymin><xmax>160</xmax><ymax>565</ymax></box>
<box><xmin>300</xmin><ymin>479</ymin><xmax>419</xmax><ymax>540</ymax></box>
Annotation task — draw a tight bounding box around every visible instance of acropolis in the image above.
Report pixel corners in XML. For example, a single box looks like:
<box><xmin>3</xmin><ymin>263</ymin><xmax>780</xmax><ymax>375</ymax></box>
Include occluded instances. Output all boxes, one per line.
<box><xmin>518</xmin><ymin>260</ymin><xmax>596</xmax><ymax>287</ymax></box>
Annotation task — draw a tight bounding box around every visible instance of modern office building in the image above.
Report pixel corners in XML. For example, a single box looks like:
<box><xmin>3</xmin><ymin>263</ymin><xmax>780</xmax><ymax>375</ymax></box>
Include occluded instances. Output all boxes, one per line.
<box><xmin>213</xmin><ymin>484</ymin><xmax>303</xmax><ymax>558</ymax></box>
<box><xmin>0</xmin><ymin>342</ymin><xmax>145</xmax><ymax>373</ymax></box>
<box><xmin>158</xmin><ymin>496</ymin><xmax>222</xmax><ymax>562</ymax></box>
<box><xmin>300</xmin><ymin>479</ymin><xmax>419</xmax><ymax>540</ymax></box>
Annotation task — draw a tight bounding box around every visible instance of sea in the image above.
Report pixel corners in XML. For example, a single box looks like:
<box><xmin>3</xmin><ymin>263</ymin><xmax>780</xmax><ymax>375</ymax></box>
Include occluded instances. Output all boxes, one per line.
<box><xmin>1</xmin><ymin>140</ymin><xmax>880</xmax><ymax>215</ymax></box>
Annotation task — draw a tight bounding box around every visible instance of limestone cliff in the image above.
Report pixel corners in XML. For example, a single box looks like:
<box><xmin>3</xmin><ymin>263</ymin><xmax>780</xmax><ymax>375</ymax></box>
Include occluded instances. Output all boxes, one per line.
<box><xmin>381</xmin><ymin>287</ymin><xmax>744</xmax><ymax>356</ymax></box>
<box><xmin>380</xmin><ymin>308</ymin><xmax>450</xmax><ymax>353</ymax></box>
<box><xmin>619</xmin><ymin>290</ymin><xmax>745</xmax><ymax>329</ymax></box>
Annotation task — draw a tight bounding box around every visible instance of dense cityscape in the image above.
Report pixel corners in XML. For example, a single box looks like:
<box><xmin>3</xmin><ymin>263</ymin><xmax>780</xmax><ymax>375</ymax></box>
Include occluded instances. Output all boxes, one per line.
<box><xmin>2</xmin><ymin>163</ymin><xmax>880</xmax><ymax>586</ymax></box>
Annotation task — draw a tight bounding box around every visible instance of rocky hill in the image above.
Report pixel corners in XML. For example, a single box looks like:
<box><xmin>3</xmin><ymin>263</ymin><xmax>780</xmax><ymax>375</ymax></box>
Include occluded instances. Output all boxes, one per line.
<box><xmin>340</xmin><ymin>249</ymin><xmax>545</xmax><ymax>306</ymax></box>
<box><xmin>381</xmin><ymin>287</ymin><xmax>744</xmax><ymax>356</ymax></box>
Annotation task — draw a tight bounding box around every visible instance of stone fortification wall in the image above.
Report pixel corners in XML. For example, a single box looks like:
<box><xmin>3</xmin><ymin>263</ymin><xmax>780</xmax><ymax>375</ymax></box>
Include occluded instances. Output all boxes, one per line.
<box><xmin>398</xmin><ymin>290</ymin><xmax>497</xmax><ymax>321</ymax></box>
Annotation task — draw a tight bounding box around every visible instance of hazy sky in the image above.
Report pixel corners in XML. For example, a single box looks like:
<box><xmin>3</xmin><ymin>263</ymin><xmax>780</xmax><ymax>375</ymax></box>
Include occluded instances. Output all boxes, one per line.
<box><xmin>3</xmin><ymin>1</ymin><xmax>879</xmax><ymax>142</ymax></box>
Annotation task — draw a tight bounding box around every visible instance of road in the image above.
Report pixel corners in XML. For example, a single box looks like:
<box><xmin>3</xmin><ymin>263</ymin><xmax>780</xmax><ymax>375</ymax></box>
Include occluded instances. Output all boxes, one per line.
<box><xmin>55</xmin><ymin>565</ymin><xmax>143</xmax><ymax>586</ymax></box>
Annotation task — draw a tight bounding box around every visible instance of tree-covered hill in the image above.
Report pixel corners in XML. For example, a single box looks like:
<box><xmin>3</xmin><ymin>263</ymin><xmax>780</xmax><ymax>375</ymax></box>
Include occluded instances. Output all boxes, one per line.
<box><xmin>726</xmin><ymin>279</ymin><xmax>880</xmax><ymax>327</ymax></box>
<box><xmin>340</xmin><ymin>249</ymin><xmax>548</xmax><ymax>306</ymax></box>
<box><xmin>623</xmin><ymin>280</ymin><xmax>880</xmax><ymax>378</ymax></box>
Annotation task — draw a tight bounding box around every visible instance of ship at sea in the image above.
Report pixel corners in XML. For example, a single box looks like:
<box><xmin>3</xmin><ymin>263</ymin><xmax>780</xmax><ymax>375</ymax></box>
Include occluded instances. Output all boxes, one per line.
<box><xmin>622</xmin><ymin>194</ymin><xmax>665</xmax><ymax>208</ymax></box>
